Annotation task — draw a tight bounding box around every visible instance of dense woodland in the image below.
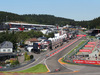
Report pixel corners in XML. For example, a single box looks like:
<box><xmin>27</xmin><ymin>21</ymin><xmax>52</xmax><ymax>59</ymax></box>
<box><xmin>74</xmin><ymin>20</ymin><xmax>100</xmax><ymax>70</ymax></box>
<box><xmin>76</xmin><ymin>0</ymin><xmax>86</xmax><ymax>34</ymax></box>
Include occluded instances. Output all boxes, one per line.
<box><xmin>0</xmin><ymin>11</ymin><xmax>100</xmax><ymax>29</ymax></box>
<box><xmin>0</xmin><ymin>11</ymin><xmax>74</xmax><ymax>26</ymax></box>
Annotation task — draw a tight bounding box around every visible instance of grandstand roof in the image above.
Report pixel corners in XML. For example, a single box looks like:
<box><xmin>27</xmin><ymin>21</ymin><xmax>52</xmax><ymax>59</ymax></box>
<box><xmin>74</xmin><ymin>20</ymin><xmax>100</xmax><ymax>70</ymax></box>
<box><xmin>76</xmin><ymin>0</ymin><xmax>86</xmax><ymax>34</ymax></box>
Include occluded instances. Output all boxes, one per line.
<box><xmin>5</xmin><ymin>22</ymin><xmax>55</xmax><ymax>27</ymax></box>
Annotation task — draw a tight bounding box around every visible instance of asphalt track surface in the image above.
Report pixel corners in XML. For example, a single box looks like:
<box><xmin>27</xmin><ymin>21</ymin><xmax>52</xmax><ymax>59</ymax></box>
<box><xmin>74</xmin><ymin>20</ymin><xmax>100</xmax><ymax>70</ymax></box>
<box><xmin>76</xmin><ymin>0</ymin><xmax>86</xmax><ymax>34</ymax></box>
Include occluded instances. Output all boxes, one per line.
<box><xmin>45</xmin><ymin>37</ymin><xmax>83</xmax><ymax>72</ymax></box>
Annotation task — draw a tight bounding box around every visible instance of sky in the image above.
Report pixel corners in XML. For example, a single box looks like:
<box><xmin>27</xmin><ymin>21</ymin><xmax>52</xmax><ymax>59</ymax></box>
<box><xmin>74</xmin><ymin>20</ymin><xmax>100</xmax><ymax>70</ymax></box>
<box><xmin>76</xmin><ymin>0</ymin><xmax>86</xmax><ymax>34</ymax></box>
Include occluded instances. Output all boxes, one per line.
<box><xmin>0</xmin><ymin>0</ymin><xmax>100</xmax><ymax>21</ymax></box>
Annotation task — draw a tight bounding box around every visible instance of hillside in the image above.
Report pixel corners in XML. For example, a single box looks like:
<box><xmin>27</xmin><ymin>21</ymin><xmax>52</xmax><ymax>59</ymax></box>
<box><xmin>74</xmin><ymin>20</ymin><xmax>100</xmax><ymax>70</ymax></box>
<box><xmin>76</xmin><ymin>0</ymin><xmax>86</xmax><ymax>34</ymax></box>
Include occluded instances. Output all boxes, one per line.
<box><xmin>76</xmin><ymin>17</ymin><xmax>100</xmax><ymax>29</ymax></box>
<box><xmin>0</xmin><ymin>11</ymin><xmax>74</xmax><ymax>26</ymax></box>
<box><xmin>0</xmin><ymin>11</ymin><xmax>100</xmax><ymax>29</ymax></box>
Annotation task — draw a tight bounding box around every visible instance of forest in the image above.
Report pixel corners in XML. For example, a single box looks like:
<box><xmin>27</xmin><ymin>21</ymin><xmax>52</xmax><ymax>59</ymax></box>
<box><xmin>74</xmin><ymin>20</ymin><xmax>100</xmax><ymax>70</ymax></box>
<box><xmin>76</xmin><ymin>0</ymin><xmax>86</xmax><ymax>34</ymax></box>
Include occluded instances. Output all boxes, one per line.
<box><xmin>0</xmin><ymin>11</ymin><xmax>100</xmax><ymax>29</ymax></box>
<box><xmin>0</xmin><ymin>11</ymin><xmax>74</xmax><ymax>26</ymax></box>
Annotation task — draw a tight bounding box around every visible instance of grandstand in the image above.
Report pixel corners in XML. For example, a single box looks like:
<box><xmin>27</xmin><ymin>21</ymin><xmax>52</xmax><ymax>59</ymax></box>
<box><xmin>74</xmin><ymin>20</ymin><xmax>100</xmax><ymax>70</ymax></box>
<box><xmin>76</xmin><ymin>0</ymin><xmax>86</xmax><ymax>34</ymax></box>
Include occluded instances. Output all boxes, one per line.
<box><xmin>4</xmin><ymin>22</ymin><xmax>55</xmax><ymax>29</ymax></box>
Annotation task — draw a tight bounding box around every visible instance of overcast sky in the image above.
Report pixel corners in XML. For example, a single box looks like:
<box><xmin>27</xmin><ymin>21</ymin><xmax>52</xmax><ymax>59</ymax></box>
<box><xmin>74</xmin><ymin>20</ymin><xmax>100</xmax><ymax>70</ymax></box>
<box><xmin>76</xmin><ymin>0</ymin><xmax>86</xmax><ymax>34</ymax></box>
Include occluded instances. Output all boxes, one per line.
<box><xmin>0</xmin><ymin>0</ymin><xmax>100</xmax><ymax>21</ymax></box>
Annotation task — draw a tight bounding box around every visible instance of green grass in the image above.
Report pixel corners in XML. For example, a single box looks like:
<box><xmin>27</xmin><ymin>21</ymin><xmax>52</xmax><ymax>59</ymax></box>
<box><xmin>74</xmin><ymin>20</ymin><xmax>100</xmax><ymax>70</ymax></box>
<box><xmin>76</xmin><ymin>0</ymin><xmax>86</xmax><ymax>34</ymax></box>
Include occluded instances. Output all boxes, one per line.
<box><xmin>15</xmin><ymin>64</ymin><xmax>48</xmax><ymax>73</ymax></box>
<box><xmin>87</xmin><ymin>36</ymin><xmax>95</xmax><ymax>39</ymax></box>
<box><xmin>61</xmin><ymin>57</ymin><xmax>79</xmax><ymax>65</ymax></box>
<box><xmin>89</xmin><ymin>36</ymin><xmax>95</xmax><ymax>38</ymax></box>
<box><xmin>68</xmin><ymin>40</ymin><xmax>86</xmax><ymax>55</ymax></box>
<box><xmin>61</xmin><ymin>58</ymin><xmax>67</xmax><ymax>63</ymax></box>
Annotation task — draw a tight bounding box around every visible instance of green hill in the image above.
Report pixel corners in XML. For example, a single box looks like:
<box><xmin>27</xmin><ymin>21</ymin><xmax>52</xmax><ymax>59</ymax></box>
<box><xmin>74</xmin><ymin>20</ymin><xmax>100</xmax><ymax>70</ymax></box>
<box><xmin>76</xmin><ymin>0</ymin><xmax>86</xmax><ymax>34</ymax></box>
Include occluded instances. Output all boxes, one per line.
<box><xmin>0</xmin><ymin>11</ymin><xmax>74</xmax><ymax>26</ymax></box>
<box><xmin>0</xmin><ymin>11</ymin><xmax>100</xmax><ymax>29</ymax></box>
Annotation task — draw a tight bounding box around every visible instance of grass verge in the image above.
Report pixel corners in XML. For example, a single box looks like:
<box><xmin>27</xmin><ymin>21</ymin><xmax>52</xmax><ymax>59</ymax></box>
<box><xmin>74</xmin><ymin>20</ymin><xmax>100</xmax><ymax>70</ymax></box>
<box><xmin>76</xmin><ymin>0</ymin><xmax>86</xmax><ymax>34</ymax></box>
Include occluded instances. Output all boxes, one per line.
<box><xmin>61</xmin><ymin>58</ymin><xmax>82</xmax><ymax>65</ymax></box>
<box><xmin>17</xmin><ymin>64</ymin><xmax>48</xmax><ymax>73</ymax></box>
<box><xmin>68</xmin><ymin>40</ymin><xmax>86</xmax><ymax>55</ymax></box>
<box><xmin>61</xmin><ymin>58</ymin><xmax>67</xmax><ymax>63</ymax></box>
<box><xmin>2</xmin><ymin>64</ymin><xmax>48</xmax><ymax>73</ymax></box>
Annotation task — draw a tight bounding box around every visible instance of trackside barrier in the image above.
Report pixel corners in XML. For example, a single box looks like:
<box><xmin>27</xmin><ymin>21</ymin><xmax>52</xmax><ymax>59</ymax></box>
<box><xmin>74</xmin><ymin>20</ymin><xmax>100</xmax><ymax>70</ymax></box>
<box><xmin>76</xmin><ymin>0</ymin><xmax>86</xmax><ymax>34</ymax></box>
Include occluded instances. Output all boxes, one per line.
<box><xmin>88</xmin><ymin>42</ymin><xmax>96</xmax><ymax>44</ymax></box>
<box><xmin>85</xmin><ymin>45</ymin><xmax>94</xmax><ymax>47</ymax></box>
<box><xmin>77</xmin><ymin>35</ymin><xmax>86</xmax><ymax>37</ymax></box>
<box><xmin>64</xmin><ymin>39</ymin><xmax>90</xmax><ymax>63</ymax></box>
<box><xmin>73</xmin><ymin>60</ymin><xmax>100</xmax><ymax>65</ymax></box>
<box><xmin>79</xmin><ymin>49</ymin><xmax>91</xmax><ymax>53</ymax></box>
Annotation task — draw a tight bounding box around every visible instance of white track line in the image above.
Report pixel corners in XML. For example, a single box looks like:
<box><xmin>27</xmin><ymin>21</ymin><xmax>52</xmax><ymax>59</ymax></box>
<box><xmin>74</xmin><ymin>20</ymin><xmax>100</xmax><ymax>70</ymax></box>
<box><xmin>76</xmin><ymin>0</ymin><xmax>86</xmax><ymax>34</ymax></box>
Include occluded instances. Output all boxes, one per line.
<box><xmin>44</xmin><ymin>59</ymin><xmax>51</xmax><ymax>72</ymax></box>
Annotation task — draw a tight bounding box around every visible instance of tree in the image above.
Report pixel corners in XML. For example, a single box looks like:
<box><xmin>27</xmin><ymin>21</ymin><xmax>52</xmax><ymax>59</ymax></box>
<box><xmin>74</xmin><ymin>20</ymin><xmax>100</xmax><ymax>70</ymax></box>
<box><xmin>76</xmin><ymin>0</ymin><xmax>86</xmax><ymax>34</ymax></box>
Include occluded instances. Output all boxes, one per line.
<box><xmin>30</xmin><ymin>55</ymin><xmax>34</xmax><ymax>59</ymax></box>
<box><xmin>24</xmin><ymin>52</ymin><xmax>28</xmax><ymax>61</ymax></box>
<box><xmin>26</xmin><ymin>55</ymin><xmax>30</xmax><ymax>61</ymax></box>
<box><xmin>24</xmin><ymin>52</ymin><xmax>30</xmax><ymax>61</ymax></box>
<box><xmin>44</xmin><ymin>32</ymin><xmax>54</xmax><ymax>38</ymax></box>
<box><xmin>10</xmin><ymin>59</ymin><xmax>19</xmax><ymax>66</ymax></box>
